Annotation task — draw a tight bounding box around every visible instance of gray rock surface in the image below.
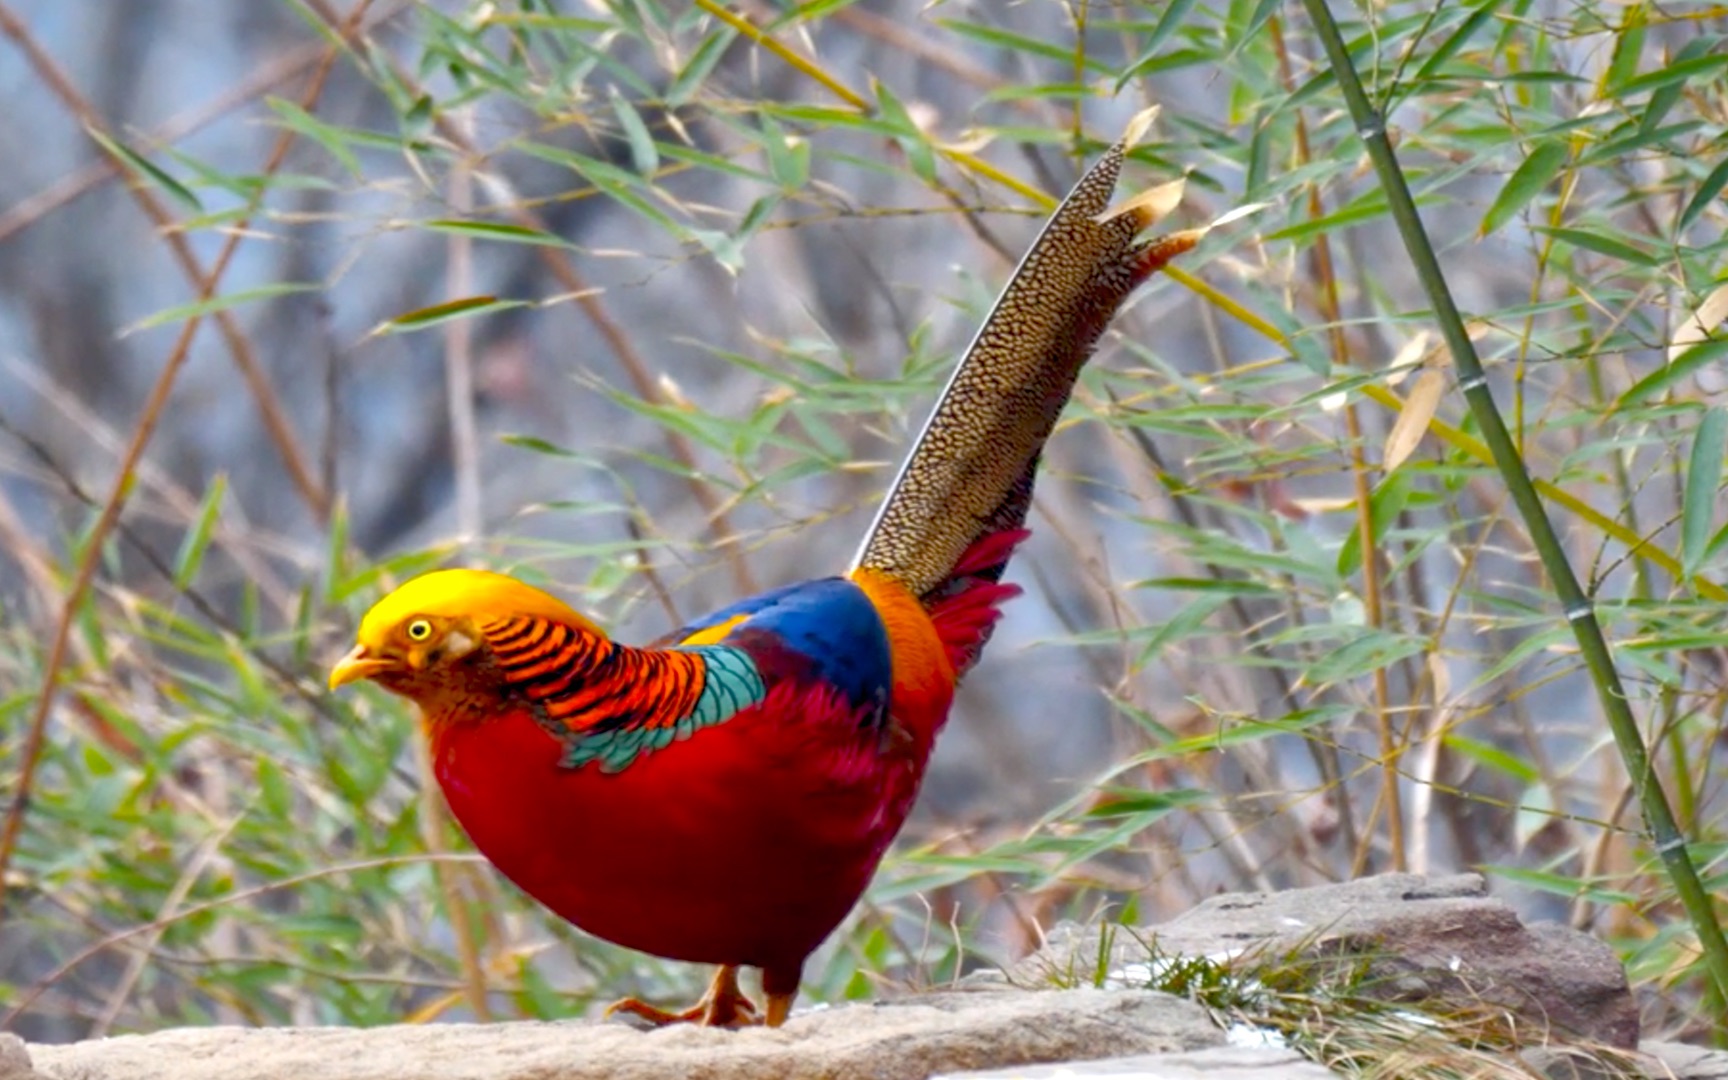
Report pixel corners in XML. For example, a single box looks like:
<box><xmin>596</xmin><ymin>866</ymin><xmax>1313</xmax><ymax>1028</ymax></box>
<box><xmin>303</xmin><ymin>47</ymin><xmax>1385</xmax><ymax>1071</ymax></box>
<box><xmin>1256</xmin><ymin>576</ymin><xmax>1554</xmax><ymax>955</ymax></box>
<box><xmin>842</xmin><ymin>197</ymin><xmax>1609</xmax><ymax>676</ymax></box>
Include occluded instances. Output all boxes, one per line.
<box><xmin>16</xmin><ymin>875</ymin><xmax>1726</xmax><ymax>1080</ymax></box>
<box><xmin>1641</xmin><ymin>1042</ymin><xmax>1728</xmax><ymax>1080</ymax></box>
<box><xmin>933</xmin><ymin>1045</ymin><xmax>1337</xmax><ymax>1078</ymax></box>
<box><xmin>22</xmin><ymin>988</ymin><xmax>1221</xmax><ymax>1080</ymax></box>
<box><xmin>0</xmin><ymin>1035</ymin><xmax>39</xmax><ymax>1080</ymax></box>
<box><xmin>1025</xmin><ymin>873</ymin><xmax>1638</xmax><ymax>1050</ymax></box>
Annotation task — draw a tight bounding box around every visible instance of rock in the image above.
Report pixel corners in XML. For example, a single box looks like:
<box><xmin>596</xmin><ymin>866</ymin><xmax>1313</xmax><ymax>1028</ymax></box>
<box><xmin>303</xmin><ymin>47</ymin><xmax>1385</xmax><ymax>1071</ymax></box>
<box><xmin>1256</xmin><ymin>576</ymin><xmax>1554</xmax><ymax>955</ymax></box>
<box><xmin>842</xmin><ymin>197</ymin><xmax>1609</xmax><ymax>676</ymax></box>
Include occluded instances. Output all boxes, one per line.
<box><xmin>0</xmin><ymin>1035</ymin><xmax>42</xmax><ymax>1080</ymax></box>
<box><xmin>25</xmin><ymin>988</ymin><xmax>1223</xmax><ymax>1080</ymax></box>
<box><xmin>1641</xmin><ymin>1041</ymin><xmax>1728</xmax><ymax>1080</ymax></box>
<box><xmin>1023</xmin><ymin>873</ymin><xmax>1639</xmax><ymax>1050</ymax></box>
<box><xmin>933</xmin><ymin>1045</ymin><xmax>1338</xmax><ymax>1078</ymax></box>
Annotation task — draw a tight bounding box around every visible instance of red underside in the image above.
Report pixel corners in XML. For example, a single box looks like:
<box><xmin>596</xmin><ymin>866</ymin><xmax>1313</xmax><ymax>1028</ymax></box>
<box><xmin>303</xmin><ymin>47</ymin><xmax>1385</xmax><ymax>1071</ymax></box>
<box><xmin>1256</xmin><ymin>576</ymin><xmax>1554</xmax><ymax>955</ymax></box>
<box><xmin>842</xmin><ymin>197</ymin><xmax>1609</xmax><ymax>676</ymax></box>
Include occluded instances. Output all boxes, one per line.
<box><xmin>431</xmin><ymin>679</ymin><xmax>939</xmax><ymax>982</ymax></box>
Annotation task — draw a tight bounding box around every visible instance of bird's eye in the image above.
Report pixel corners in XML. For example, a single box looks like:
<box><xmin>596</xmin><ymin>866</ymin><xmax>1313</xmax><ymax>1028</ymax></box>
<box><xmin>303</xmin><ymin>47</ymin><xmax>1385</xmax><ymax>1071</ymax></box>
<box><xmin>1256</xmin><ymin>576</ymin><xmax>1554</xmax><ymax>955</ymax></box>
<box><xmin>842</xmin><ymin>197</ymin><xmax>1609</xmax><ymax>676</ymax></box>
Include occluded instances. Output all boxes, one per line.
<box><xmin>406</xmin><ymin>619</ymin><xmax>433</xmax><ymax>642</ymax></box>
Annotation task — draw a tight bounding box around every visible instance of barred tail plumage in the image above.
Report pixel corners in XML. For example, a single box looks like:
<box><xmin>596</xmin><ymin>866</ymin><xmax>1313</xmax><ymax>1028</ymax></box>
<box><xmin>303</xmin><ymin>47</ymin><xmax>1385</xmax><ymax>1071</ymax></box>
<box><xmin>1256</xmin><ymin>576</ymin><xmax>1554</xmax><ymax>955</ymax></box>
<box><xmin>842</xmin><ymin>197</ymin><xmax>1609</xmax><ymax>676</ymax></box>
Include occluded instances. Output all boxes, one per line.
<box><xmin>850</xmin><ymin>113</ymin><xmax>1195</xmax><ymax>673</ymax></box>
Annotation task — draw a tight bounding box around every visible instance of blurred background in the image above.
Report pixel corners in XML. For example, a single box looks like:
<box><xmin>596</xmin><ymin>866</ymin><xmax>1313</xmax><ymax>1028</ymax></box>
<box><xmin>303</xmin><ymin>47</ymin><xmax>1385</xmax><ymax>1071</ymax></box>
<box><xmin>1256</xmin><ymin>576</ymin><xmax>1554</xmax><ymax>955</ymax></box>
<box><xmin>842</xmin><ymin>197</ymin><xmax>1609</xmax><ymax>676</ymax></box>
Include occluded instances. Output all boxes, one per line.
<box><xmin>1</xmin><ymin>0</ymin><xmax>1725</xmax><ymax>1045</ymax></box>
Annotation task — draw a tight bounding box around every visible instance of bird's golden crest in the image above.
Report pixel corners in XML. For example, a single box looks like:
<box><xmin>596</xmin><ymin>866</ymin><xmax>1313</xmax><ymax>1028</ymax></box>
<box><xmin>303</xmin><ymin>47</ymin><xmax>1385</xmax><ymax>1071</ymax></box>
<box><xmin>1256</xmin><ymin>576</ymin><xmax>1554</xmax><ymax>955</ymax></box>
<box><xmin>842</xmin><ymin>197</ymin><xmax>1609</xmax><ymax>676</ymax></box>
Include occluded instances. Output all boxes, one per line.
<box><xmin>329</xmin><ymin>569</ymin><xmax>607</xmax><ymax>718</ymax></box>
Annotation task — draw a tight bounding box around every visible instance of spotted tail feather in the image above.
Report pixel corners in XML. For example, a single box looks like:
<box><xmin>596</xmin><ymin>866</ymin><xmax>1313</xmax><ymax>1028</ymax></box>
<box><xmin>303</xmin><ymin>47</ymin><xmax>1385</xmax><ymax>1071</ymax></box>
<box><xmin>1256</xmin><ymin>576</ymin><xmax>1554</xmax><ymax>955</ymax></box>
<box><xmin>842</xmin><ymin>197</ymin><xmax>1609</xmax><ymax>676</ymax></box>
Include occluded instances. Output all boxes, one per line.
<box><xmin>851</xmin><ymin>113</ymin><xmax>1195</xmax><ymax>669</ymax></box>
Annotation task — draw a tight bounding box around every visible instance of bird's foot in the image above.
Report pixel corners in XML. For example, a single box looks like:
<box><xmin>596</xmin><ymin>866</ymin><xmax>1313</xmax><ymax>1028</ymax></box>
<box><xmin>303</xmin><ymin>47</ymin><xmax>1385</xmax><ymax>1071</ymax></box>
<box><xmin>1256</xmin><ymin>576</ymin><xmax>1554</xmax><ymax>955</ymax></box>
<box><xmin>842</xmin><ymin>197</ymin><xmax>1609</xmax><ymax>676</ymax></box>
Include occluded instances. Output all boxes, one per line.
<box><xmin>604</xmin><ymin>965</ymin><xmax>760</xmax><ymax>1028</ymax></box>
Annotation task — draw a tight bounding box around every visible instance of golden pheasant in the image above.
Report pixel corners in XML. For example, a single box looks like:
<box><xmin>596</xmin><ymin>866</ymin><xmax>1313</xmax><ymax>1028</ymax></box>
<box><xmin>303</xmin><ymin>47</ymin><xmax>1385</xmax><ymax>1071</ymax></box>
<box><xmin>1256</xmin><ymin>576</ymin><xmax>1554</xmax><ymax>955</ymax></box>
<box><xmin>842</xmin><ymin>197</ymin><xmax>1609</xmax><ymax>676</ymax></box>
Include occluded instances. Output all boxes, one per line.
<box><xmin>330</xmin><ymin>117</ymin><xmax>1192</xmax><ymax>1028</ymax></box>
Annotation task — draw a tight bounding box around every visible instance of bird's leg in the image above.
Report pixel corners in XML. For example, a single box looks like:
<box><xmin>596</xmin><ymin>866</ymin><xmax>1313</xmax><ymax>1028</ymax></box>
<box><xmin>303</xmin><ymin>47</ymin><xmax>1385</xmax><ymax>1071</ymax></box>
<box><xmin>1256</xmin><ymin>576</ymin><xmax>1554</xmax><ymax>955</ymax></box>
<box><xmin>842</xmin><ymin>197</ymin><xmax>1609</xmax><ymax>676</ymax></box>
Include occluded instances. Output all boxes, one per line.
<box><xmin>604</xmin><ymin>965</ymin><xmax>759</xmax><ymax>1028</ymax></box>
<box><xmin>762</xmin><ymin>963</ymin><xmax>800</xmax><ymax>1029</ymax></box>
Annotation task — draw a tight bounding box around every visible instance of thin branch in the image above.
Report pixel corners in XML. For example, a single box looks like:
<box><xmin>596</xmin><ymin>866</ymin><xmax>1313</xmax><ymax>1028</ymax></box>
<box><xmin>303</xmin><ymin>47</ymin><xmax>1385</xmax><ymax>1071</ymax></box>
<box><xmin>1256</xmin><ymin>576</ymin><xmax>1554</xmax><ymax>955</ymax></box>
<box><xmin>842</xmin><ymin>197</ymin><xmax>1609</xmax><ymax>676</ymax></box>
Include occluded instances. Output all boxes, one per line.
<box><xmin>0</xmin><ymin>0</ymin><xmax>413</xmax><ymax>246</ymax></box>
<box><xmin>0</xmin><ymin>4</ymin><xmax>337</xmax><ymax>523</ymax></box>
<box><xmin>2</xmin><ymin>853</ymin><xmax>486</xmax><ymax>1026</ymax></box>
<box><xmin>0</xmin><ymin>0</ymin><xmax>374</xmax><ymax>922</ymax></box>
<box><xmin>300</xmin><ymin>0</ymin><xmax>765</xmax><ymax>596</ymax></box>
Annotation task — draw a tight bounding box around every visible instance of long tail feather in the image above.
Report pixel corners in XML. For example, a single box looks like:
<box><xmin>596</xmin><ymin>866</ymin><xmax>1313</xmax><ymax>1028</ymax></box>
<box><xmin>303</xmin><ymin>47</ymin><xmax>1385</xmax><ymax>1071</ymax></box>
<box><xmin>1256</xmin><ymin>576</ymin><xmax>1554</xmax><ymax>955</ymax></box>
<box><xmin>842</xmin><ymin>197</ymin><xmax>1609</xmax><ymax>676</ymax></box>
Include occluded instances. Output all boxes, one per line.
<box><xmin>851</xmin><ymin>115</ymin><xmax>1194</xmax><ymax>608</ymax></box>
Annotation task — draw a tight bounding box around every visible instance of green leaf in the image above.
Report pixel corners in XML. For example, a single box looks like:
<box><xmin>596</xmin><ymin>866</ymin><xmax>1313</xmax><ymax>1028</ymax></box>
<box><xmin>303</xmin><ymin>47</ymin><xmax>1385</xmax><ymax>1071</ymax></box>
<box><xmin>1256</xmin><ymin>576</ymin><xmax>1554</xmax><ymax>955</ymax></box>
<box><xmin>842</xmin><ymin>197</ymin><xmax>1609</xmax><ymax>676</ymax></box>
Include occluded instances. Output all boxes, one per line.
<box><xmin>1682</xmin><ymin>408</ymin><xmax>1727</xmax><ymax>575</ymax></box>
<box><xmin>760</xmin><ymin>114</ymin><xmax>809</xmax><ymax>189</ymax></box>
<box><xmin>85</xmin><ymin>127</ymin><xmax>202</xmax><ymax>211</ymax></box>
<box><xmin>1608</xmin><ymin>50</ymin><xmax>1728</xmax><ymax>98</ymax></box>
<box><xmin>1307</xmin><ymin>628</ymin><xmax>1429</xmax><ymax>685</ymax></box>
<box><xmin>173</xmin><ymin>475</ymin><xmax>227</xmax><ymax>588</ymax></box>
<box><xmin>1337</xmin><ymin>469</ymin><xmax>1412</xmax><ymax>578</ymax></box>
<box><xmin>1480</xmin><ymin>141</ymin><xmax>1567</xmax><ymax>237</ymax></box>
<box><xmin>1531</xmin><ymin>225</ymin><xmax>1662</xmax><ymax>267</ymax></box>
<box><xmin>421</xmin><ymin>218</ymin><xmax>573</xmax><ymax>247</ymax></box>
<box><xmin>1642</xmin><ymin>37</ymin><xmax>1718</xmax><ymax>133</ymax></box>
<box><xmin>126</xmin><ymin>282</ymin><xmax>321</xmax><ymax>334</ymax></box>
<box><xmin>1616</xmin><ymin>337</ymin><xmax>1728</xmax><ymax>408</ymax></box>
<box><xmin>608</xmin><ymin>87</ymin><xmax>659</xmax><ymax>176</ymax></box>
<box><xmin>1443</xmin><ymin>733</ymin><xmax>1538</xmax><ymax>784</ymax></box>
<box><xmin>937</xmin><ymin>19</ymin><xmax>1108</xmax><ymax>70</ymax></box>
<box><xmin>1678</xmin><ymin>154</ymin><xmax>1728</xmax><ymax>234</ymax></box>
<box><xmin>1603</xmin><ymin>8</ymin><xmax>1646</xmax><ymax>92</ymax></box>
<box><xmin>1132</xmin><ymin>594</ymin><xmax>1232</xmax><ymax>667</ymax></box>
<box><xmin>1412</xmin><ymin>0</ymin><xmax>1507</xmax><ymax>83</ymax></box>
<box><xmin>267</xmin><ymin>98</ymin><xmax>363</xmax><ymax>177</ymax></box>
<box><xmin>667</xmin><ymin>27</ymin><xmax>735</xmax><ymax>106</ymax></box>
<box><xmin>1577</xmin><ymin>120</ymin><xmax>1704</xmax><ymax>168</ymax></box>
<box><xmin>872</xmin><ymin>79</ymin><xmax>935</xmax><ymax>184</ymax></box>
<box><xmin>374</xmin><ymin>295</ymin><xmax>531</xmax><ymax>335</ymax></box>
<box><xmin>501</xmin><ymin>434</ymin><xmax>581</xmax><ymax>458</ymax></box>
<box><xmin>1116</xmin><ymin>0</ymin><xmax>1200</xmax><ymax>91</ymax></box>
<box><xmin>1226</xmin><ymin>0</ymin><xmax>1282</xmax><ymax>58</ymax></box>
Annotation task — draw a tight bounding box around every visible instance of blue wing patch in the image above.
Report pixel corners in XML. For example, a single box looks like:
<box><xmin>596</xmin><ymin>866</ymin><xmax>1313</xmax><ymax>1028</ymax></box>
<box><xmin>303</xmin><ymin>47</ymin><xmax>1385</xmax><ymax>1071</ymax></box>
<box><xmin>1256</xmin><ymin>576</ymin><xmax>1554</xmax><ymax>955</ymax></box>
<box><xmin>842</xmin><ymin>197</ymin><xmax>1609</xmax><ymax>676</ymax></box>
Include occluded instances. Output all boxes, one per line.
<box><xmin>674</xmin><ymin>577</ymin><xmax>892</xmax><ymax>712</ymax></box>
<box><xmin>660</xmin><ymin>581</ymin><xmax>810</xmax><ymax>645</ymax></box>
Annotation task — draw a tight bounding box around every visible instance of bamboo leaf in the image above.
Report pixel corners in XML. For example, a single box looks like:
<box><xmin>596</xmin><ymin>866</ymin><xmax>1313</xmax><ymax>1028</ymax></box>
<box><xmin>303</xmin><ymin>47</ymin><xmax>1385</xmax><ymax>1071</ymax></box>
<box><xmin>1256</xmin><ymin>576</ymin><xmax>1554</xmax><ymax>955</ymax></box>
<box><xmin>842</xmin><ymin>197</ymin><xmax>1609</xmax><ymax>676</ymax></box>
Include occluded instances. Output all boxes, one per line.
<box><xmin>1531</xmin><ymin>225</ymin><xmax>1662</xmax><ymax>267</ymax></box>
<box><xmin>872</xmin><ymin>79</ymin><xmax>936</xmax><ymax>184</ymax></box>
<box><xmin>1382</xmin><ymin>368</ymin><xmax>1447</xmax><ymax>472</ymax></box>
<box><xmin>1682</xmin><ymin>408</ymin><xmax>1727</xmax><ymax>575</ymax></box>
<box><xmin>1479</xmin><ymin>141</ymin><xmax>1567</xmax><ymax>237</ymax></box>
<box><xmin>608</xmin><ymin>87</ymin><xmax>659</xmax><ymax>176</ymax></box>
<box><xmin>173</xmin><ymin>476</ymin><xmax>227</xmax><ymax>588</ymax></box>
<box><xmin>422</xmin><ymin>219</ymin><xmax>574</xmax><ymax>247</ymax></box>
<box><xmin>1608</xmin><ymin>50</ymin><xmax>1728</xmax><ymax>98</ymax></box>
<box><xmin>125</xmin><ymin>282</ymin><xmax>321</xmax><ymax>334</ymax></box>
<box><xmin>267</xmin><ymin>97</ymin><xmax>363</xmax><ymax>177</ymax></box>
<box><xmin>1618</xmin><ymin>337</ymin><xmax>1728</xmax><ymax>407</ymax></box>
<box><xmin>667</xmin><ymin>26</ymin><xmax>735</xmax><ymax>105</ymax></box>
<box><xmin>85</xmin><ymin>127</ymin><xmax>203</xmax><ymax>211</ymax></box>
<box><xmin>1679</xmin><ymin>154</ymin><xmax>1728</xmax><ymax>234</ymax></box>
<box><xmin>1116</xmin><ymin>0</ymin><xmax>1200</xmax><ymax>90</ymax></box>
<box><xmin>375</xmin><ymin>296</ymin><xmax>531</xmax><ymax>335</ymax></box>
<box><xmin>1412</xmin><ymin>0</ymin><xmax>1507</xmax><ymax>83</ymax></box>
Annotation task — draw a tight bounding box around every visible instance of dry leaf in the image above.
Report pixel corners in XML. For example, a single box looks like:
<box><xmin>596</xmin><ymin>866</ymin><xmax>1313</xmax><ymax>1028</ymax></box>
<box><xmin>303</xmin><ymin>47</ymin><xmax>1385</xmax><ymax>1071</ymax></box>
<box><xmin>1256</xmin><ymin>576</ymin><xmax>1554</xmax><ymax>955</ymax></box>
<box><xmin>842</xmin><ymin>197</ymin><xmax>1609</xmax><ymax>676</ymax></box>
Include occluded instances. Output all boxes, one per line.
<box><xmin>1385</xmin><ymin>330</ymin><xmax>1434</xmax><ymax>387</ymax></box>
<box><xmin>1122</xmin><ymin>105</ymin><xmax>1162</xmax><ymax>149</ymax></box>
<box><xmin>1095</xmin><ymin>178</ymin><xmax>1186</xmax><ymax>227</ymax></box>
<box><xmin>1426</xmin><ymin>650</ymin><xmax>1450</xmax><ymax>706</ymax></box>
<box><xmin>1670</xmin><ymin>281</ymin><xmax>1728</xmax><ymax>364</ymax></box>
<box><xmin>1383</xmin><ymin>368</ymin><xmax>1447</xmax><ymax>472</ymax></box>
<box><xmin>1210</xmin><ymin>201</ymin><xmax>1273</xmax><ymax>229</ymax></box>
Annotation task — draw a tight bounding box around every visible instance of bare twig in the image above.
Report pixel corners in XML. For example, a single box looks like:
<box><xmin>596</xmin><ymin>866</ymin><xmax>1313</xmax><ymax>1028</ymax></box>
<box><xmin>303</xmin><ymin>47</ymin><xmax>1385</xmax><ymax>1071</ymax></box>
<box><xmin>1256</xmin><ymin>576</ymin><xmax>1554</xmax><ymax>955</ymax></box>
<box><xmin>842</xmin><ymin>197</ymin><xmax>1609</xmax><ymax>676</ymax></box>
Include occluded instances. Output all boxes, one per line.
<box><xmin>3</xmin><ymin>852</ymin><xmax>486</xmax><ymax>1025</ymax></box>
<box><xmin>1268</xmin><ymin>17</ymin><xmax>1402</xmax><ymax>874</ymax></box>
<box><xmin>0</xmin><ymin>0</ymin><xmax>374</xmax><ymax>922</ymax></box>
<box><xmin>445</xmin><ymin>107</ymin><xmax>483</xmax><ymax>546</ymax></box>
<box><xmin>0</xmin><ymin>0</ymin><xmax>413</xmax><ymax>245</ymax></box>
<box><xmin>0</xmin><ymin>4</ymin><xmax>336</xmax><ymax>522</ymax></box>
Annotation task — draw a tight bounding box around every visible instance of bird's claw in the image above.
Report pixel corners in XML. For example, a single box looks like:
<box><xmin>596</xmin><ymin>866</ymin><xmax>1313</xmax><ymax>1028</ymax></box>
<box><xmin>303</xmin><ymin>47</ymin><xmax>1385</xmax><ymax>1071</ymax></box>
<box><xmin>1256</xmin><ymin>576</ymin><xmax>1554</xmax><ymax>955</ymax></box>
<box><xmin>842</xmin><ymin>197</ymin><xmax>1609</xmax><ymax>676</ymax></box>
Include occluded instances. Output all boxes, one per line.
<box><xmin>604</xmin><ymin>965</ymin><xmax>761</xmax><ymax>1028</ymax></box>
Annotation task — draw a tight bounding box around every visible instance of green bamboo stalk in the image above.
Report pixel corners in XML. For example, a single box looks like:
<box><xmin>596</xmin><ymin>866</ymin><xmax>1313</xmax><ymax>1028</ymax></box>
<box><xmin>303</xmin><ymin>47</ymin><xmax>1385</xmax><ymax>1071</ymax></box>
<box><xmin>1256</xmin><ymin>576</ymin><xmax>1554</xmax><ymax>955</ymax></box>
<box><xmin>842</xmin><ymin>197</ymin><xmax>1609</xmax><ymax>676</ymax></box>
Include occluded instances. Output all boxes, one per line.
<box><xmin>1297</xmin><ymin>0</ymin><xmax>1728</xmax><ymax>1004</ymax></box>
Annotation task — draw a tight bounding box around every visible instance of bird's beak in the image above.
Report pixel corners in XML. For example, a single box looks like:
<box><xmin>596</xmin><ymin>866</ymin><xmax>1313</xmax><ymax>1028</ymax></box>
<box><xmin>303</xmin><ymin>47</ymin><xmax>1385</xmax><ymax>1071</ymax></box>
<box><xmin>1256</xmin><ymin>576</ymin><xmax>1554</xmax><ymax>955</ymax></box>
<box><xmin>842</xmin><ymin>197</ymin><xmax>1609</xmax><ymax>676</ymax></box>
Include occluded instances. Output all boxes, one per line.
<box><xmin>328</xmin><ymin>644</ymin><xmax>392</xmax><ymax>690</ymax></box>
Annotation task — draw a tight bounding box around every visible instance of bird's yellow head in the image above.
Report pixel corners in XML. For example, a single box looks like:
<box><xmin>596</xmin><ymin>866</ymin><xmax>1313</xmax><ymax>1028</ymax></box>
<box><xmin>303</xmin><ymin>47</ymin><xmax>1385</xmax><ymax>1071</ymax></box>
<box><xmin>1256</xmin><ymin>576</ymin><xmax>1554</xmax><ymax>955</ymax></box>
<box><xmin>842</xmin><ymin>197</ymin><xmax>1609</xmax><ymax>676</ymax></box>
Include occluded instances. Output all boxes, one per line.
<box><xmin>328</xmin><ymin>569</ymin><xmax>604</xmax><ymax>702</ymax></box>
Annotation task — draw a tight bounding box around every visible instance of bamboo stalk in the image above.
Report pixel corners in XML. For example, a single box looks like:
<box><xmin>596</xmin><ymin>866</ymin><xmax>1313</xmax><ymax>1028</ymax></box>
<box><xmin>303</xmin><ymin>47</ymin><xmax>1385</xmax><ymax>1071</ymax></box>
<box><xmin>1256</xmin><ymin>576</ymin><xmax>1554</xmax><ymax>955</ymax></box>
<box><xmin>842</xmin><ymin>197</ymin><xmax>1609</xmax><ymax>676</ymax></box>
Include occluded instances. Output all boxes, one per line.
<box><xmin>1299</xmin><ymin>0</ymin><xmax>1728</xmax><ymax>1003</ymax></box>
